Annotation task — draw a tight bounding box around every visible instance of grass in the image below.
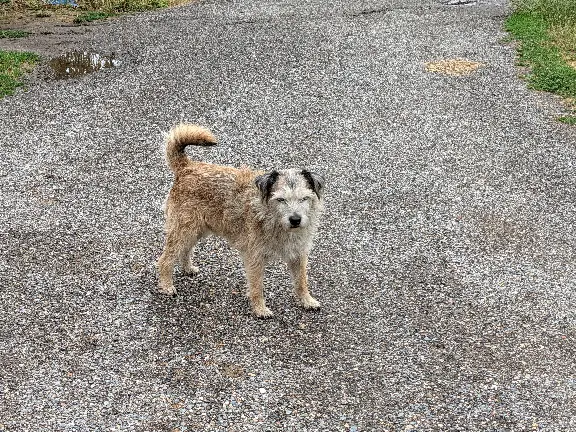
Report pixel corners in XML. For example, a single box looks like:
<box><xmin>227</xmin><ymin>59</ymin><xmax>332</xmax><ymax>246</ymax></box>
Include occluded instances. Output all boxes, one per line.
<box><xmin>2</xmin><ymin>0</ymin><xmax>176</xmax><ymax>22</ymax></box>
<box><xmin>73</xmin><ymin>10</ymin><xmax>114</xmax><ymax>22</ymax></box>
<box><xmin>558</xmin><ymin>115</ymin><xmax>576</xmax><ymax>125</ymax></box>
<box><xmin>0</xmin><ymin>29</ymin><xmax>30</xmax><ymax>38</ymax></box>
<box><xmin>80</xmin><ymin>0</ymin><xmax>169</xmax><ymax>12</ymax></box>
<box><xmin>72</xmin><ymin>0</ymin><xmax>170</xmax><ymax>22</ymax></box>
<box><xmin>506</xmin><ymin>0</ymin><xmax>576</xmax><ymax>123</ymax></box>
<box><xmin>0</xmin><ymin>29</ymin><xmax>36</xmax><ymax>98</ymax></box>
<box><xmin>0</xmin><ymin>50</ymin><xmax>39</xmax><ymax>97</ymax></box>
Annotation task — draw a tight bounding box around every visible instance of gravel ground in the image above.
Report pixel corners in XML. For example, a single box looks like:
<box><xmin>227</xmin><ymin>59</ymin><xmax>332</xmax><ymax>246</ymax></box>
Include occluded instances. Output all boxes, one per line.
<box><xmin>2</xmin><ymin>0</ymin><xmax>576</xmax><ymax>430</ymax></box>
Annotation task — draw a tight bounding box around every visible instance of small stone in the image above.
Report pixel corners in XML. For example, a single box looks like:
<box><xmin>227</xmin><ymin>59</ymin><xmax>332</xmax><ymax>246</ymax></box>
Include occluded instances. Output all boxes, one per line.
<box><xmin>259</xmin><ymin>388</ymin><xmax>266</xmax><ymax>394</ymax></box>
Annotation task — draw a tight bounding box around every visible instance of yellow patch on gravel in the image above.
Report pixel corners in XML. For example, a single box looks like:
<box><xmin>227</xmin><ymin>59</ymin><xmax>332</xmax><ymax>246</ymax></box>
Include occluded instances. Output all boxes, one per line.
<box><xmin>425</xmin><ymin>58</ymin><xmax>484</xmax><ymax>76</ymax></box>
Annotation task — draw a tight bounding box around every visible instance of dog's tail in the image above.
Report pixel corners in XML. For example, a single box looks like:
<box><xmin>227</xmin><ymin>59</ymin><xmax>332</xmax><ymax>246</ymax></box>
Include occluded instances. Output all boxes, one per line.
<box><xmin>165</xmin><ymin>124</ymin><xmax>217</xmax><ymax>173</ymax></box>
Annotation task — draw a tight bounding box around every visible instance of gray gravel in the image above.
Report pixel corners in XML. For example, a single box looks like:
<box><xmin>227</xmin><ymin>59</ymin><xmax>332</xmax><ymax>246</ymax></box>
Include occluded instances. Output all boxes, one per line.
<box><xmin>2</xmin><ymin>0</ymin><xmax>576</xmax><ymax>430</ymax></box>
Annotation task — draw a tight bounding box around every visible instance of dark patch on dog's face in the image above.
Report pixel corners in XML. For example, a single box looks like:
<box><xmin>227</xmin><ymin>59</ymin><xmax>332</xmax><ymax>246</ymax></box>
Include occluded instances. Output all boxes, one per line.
<box><xmin>301</xmin><ymin>169</ymin><xmax>325</xmax><ymax>198</ymax></box>
<box><xmin>255</xmin><ymin>170</ymin><xmax>280</xmax><ymax>202</ymax></box>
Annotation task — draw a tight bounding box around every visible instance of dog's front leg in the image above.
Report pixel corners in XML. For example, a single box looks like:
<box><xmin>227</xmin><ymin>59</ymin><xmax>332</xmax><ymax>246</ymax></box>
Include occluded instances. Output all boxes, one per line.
<box><xmin>288</xmin><ymin>255</ymin><xmax>321</xmax><ymax>310</ymax></box>
<box><xmin>244</xmin><ymin>255</ymin><xmax>273</xmax><ymax>318</ymax></box>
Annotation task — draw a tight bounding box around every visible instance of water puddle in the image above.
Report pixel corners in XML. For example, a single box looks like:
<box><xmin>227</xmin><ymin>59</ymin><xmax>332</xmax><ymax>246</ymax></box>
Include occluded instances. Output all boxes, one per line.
<box><xmin>49</xmin><ymin>51</ymin><xmax>120</xmax><ymax>79</ymax></box>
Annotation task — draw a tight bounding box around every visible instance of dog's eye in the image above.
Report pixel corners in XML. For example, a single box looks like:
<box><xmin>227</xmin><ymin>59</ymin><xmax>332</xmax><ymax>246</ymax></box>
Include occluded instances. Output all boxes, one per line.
<box><xmin>299</xmin><ymin>197</ymin><xmax>310</xmax><ymax>203</ymax></box>
<box><xmin>276</xmin><ymin>198</ymin><xmax>286</xmax><ymax>203</ymax></box>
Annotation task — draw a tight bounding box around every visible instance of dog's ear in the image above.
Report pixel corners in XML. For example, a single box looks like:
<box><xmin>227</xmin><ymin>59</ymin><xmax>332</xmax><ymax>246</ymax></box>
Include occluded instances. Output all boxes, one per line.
<box><xmin>255</xmin><ymin>170</ymin><xmax>280</xmax><ymax>202</ymax></box>
<box><xmin>301</xmin><ymin>169</ymin><xmax>325</xmax><ymax>198</ymax></box>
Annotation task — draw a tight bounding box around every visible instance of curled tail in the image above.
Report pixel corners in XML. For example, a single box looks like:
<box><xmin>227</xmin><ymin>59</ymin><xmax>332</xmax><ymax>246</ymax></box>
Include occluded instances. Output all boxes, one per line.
<box><xmin>165</xmin><ymin>124</ymin><xmax>217</xmax><ymax>173</ymax></box>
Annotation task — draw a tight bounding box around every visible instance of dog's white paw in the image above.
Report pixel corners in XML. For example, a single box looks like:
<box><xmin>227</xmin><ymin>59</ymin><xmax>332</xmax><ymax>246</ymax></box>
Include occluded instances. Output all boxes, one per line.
<box><xmin>158</xmin><ymin>283</ymin><xmax>177</xmax><ymax>297</ymax></box>
<box><xmin>300</xmin><ymin>295</ymin><xmax>321</xmax><ymax>310</ymax></box>
<box><xmin>253</xmin><ymin>304</ymin><xmax>274</xmax><ymax>318</ymax></box>
<box><xmin>182</xmin><ymin>261</ymin><xmax>199</xmax><ymax>275</ymax></box>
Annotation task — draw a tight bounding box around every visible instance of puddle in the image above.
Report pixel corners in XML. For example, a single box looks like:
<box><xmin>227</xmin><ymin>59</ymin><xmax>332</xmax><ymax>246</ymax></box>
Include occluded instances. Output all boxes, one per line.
<box><xmin>49</xmin><ymin>51</ymin><xmax>120</xmax><ymax>79</ymax></box>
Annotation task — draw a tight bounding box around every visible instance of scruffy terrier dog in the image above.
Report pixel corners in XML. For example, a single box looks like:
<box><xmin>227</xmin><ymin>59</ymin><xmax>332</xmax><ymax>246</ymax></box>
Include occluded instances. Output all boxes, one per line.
<box><xmin>157</xmin><ymin>124</ymin><xmax>325</xmax><ymax>317</ymax></box>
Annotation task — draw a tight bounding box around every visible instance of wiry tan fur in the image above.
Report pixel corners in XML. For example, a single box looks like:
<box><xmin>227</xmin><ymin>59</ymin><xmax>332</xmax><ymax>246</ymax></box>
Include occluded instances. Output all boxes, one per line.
<box><xmin>157</xmin><ymin>124</ymin><xmax>325</xmax><ymax>317</ymax></box>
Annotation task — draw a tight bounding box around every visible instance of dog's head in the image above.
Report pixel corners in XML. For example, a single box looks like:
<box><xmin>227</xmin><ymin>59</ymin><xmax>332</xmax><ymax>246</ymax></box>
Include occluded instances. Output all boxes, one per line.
<box><xmin>255</xmin><ymin>168</ymin><xmax>325</xmax><ymax>230</ymax></box>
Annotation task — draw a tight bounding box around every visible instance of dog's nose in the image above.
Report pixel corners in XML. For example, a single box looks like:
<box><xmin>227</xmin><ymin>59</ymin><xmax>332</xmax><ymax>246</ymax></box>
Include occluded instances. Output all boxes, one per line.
<box><xmin>289</xmin><ymin>215</ymin><xmax>301</xmax><ymax>227</ymax></box>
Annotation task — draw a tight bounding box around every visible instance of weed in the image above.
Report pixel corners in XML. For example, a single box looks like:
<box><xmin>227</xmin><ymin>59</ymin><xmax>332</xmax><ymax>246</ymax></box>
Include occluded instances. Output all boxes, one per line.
<box><xmin>5</xmin><ymin>0</ymin><xmax>47</xmax><ymax>9</ymax></box>
<box><xmin>558</xmin><ymin>115</ymin><xmax>576</xmax><ymax>125</ymax></box>
<box><xmin>0</xmin><ymin>50</ymin><xmax>39</xmax><ymax>98</ymax></box>
<box><xmin>0</xmin><ymin>30</ymin><xmax>30</xmax><ymax>38</ymax></box>
<box><xmin>3</xmin><ymin>0</ymin><xmax>183</xmax><ymax>23</ymax></box>
<box><xmin>73</xmin><ymin>0</ymin><xmax>168</xmax><ymax>23</ymax></box>
<box><xmin>507</xmin><ymin>0</ymin><xmax>576</xmax><ymax>123</ymax></box>
<box><xmin>80</xmin><ymin>0</ymin><xmax>169</xmax><ymax>12</ymax></box>
<box><xmin>510</xmin><ymin>0</ymin><xmax>576</xmax><ymax>21</ymax></box>
<box><xmin>74</xmin><ymin>10</ymin><xmax>113</xmax><ymax>22</ymax></box>
<box><xmin>506</xmin><ymin>13</ymin><xmax>576</xmax><ymax>97</ymax></box>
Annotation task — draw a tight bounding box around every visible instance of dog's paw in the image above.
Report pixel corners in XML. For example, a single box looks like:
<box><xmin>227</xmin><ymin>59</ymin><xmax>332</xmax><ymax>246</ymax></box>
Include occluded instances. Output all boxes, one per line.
<box><xmin>253</xmin><ymin>305</ymin><xmax>274</xmax><ymax>318</ymax></box>
<box><xmin>182</xmin><ymin>262</ymin><xmax>200</xmax><ymax>275</ymax></box>
<box><xmin>300</xmin><ymin>295</ymin><xmax>321</xmax><ymax>310</ymax></box>
<box><xmin>158</xmin><ymin>284</ymin><xmax>177</xmax><ymax>297</ymax></box>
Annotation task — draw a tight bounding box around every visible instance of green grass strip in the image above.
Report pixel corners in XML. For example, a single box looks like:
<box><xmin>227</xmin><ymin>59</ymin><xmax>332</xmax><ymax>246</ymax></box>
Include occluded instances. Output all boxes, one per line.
<box><xmin>0</xmin><ymin>50</ymin><xmax>39</xmax><ymax>98</ymax></box>
<box><xmin>73</xmin><ymin>11</ymin><xmax>116</xmax><ymax>23</ymax></box>
<box><xmin>0</xmin><ymin>30</ymin><xmax>30</xmax><ymax>39</ymax></box>
<box><xmin>511</xmin><ymin>0</ymin><xmax>576</xmax><ymax>21</ymax></box>
<box><xmin>505</xmin><ymin>11</ymin><xmax>576</xmax><ymax>98</ymax></box>
<box><xmin>558</xmin><ymin>115</ymin><xmax>576</xmax><ymax>125</ymax></box>
<box><xmin>73</xmin><ymin>0</ymin><xmax>169</xmax><ymax>22</ymax></box>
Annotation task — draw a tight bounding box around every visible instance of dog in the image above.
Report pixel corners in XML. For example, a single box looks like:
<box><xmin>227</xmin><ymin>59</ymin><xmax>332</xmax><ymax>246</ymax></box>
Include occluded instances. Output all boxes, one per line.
<box><xmin>157</xmin><ymin>124</ymin><xmax>325</xmax><ymax>317</ymax></box>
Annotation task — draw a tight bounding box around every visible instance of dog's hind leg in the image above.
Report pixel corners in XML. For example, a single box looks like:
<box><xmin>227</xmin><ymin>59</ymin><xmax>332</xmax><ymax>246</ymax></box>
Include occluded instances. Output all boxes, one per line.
<box><xmin>179</xmin><ymin>234</ymin><xmax>200</xmax><ymax>275</ymax></box>
<box><xmin>157</xmin><ymin>229</ymin><xmax>189</xmax><ymax>296</ymax></box>
<box><xmin>288</xmin><ymin>255</ymin><xmax>320</xmax><ymax>310</ymax></box>
<box><xmin>180</xmin><ymin>249</ymin><xmax>200</xmax><ymax>274</ymax></box>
